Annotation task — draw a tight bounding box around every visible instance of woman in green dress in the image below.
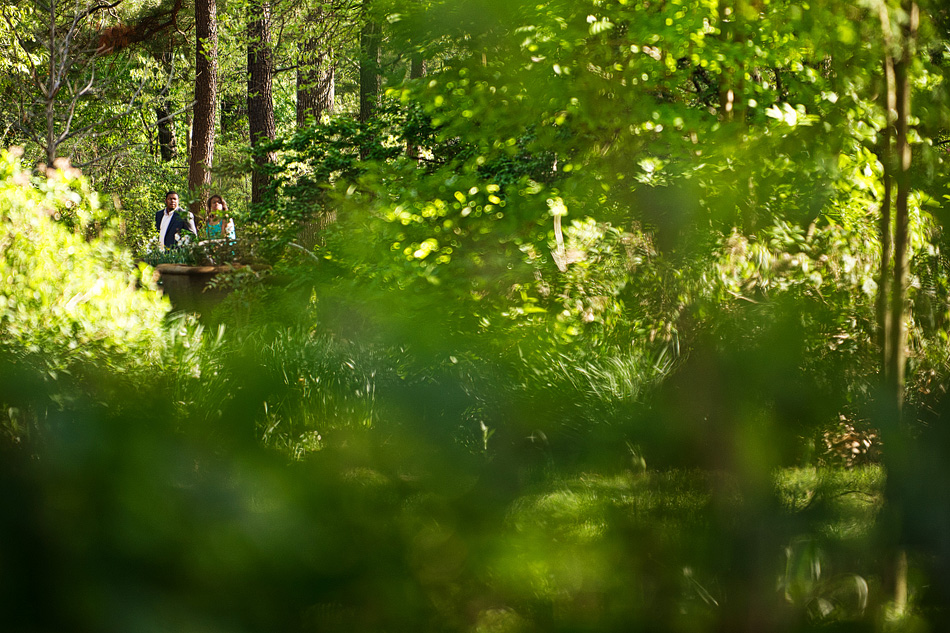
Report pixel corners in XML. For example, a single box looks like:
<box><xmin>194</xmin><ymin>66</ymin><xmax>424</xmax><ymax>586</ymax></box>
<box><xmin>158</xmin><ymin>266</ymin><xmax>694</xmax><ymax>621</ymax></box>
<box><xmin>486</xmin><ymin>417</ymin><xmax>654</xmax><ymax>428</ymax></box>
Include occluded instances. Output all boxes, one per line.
<box><xmin>205</xmin><ymin>194</ymin><xmax>235</xmax><ymax>240</ymax></box>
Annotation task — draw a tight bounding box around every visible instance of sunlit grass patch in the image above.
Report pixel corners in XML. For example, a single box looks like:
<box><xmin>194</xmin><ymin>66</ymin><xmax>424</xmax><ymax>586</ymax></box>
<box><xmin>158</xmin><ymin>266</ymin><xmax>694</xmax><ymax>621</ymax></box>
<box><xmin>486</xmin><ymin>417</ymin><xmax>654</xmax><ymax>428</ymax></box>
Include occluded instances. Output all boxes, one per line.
<box><xmin>490</xmin><ymin>469</ymin><xmax>718</xmax><ymax>609</ymax></box>
<box><xmin>775</xmin><ymin>465</ymin><xmax>885</xmax><ymax>541</ymax></box>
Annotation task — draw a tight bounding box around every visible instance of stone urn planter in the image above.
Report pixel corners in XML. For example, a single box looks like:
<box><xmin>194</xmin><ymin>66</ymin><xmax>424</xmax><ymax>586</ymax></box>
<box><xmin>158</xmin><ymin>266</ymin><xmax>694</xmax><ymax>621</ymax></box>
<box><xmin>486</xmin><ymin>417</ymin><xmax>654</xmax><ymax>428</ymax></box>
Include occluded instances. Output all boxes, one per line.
<box><xmin>153</xmin><ymin>264</ymin><xmax>235</xmax><ymax>314</ymax></box>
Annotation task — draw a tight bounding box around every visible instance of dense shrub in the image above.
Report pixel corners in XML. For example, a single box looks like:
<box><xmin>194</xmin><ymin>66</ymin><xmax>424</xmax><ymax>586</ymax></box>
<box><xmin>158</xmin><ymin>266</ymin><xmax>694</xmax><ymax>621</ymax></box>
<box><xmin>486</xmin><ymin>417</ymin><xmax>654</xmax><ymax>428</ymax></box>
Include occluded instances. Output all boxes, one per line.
<box><xmin>0</xmin><ymin>150</ymin><xmax>170</xmax><ymax>370</ymax></box>
<box><xmin>0</xmin><ymin>149</ymin><xmax>201</xmax><ymax>447</ymax></box>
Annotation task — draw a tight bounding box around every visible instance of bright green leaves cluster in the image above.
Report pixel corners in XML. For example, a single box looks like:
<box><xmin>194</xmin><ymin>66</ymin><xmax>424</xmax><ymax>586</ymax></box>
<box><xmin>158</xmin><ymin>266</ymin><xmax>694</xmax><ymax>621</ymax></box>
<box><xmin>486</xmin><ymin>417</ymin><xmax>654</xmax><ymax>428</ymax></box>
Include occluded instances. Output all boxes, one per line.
<box><xmin>710</xmin><ymin>219</ymin><xmax>878</xmax><ymax>305</ymax></box>
<box><xmin>522</xmin><ymin>216</ymin><xmax>631</xmax><ymax>342</ymax></box>
<box><xmin>386</xmin><ymin>182</ymin><xmax>506</xmax><ymax>267</ymax></box>
<box><xmin>0</xmin><ymin>149</ymin><xmax>170</xmax><ymax>375</ymax></box>
<box><xmin>346</xmin><ymin>160</ymin><xmax>543</xmax><ymax>298</ymax></box>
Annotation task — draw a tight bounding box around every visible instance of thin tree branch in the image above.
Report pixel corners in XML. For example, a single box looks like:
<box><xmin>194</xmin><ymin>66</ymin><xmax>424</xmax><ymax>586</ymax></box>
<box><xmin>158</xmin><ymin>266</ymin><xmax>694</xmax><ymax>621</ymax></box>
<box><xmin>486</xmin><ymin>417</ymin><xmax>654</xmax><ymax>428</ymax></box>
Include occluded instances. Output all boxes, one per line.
<box><xmin>71</xmin><ymin>140</ymin><xmax>145</xmax><ymax>169</ymax></box>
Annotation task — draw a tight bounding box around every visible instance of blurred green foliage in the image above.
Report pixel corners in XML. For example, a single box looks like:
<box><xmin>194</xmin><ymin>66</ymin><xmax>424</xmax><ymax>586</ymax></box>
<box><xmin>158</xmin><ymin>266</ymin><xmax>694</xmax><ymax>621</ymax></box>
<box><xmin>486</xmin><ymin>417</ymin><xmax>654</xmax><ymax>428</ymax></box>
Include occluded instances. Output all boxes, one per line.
<box><xmin>0</xmin><ymin>149</ymin><xmax>213</xmax><ymax>448</ymax></box>
<box><xmin>3</xmin><ymin>1</ymin><xmax>950</xmax><ymax>632</ymax></box>
<box><xmin>0</xmin><ymin>150</ymin><xmax>167</xmax><ymax>381</ymax></box>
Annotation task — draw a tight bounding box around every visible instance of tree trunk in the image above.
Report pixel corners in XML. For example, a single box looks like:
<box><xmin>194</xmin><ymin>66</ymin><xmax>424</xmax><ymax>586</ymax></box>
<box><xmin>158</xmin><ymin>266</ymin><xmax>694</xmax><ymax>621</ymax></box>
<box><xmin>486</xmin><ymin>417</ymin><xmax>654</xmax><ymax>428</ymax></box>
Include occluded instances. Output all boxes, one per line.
<box><xmin>156</xmin><ymin>50</ymin><xmax>177</xmax><ymax>162</ymax></box>
<box><xmin>406</xmin><ymin>51</ymin><xmax>426</xmax><ymax>158</ymax></box>
<box><xmin>879</xmin><ymin>1</ymin><xmax>918</xmax><ymax>618</ymax></box>
<box><xmin>410</xmin><ymin>52</ymin><xmax>426</xmax><ymax>81</ymax></box>
<box><xmin>886</xmin><ymin>1</ymin><xmax>918</xmax><ymax>414</ymax></box>
<box><xmin>359</xmin><ymin>1</ymin><xmax>381</xmax><ymax>126</ymax></box>
<box><xmin>188</xmin><ymin>0</ymin><xmax>218</xmax><ymax>217</ymax></box>
<box><xmin>248</xmin><ymin>0</ymin><xmax>277</xmax><ymax>205</ymax></box>
<box><xmin>44</xmin><ymin>0</ymin><xmax>58</xmax><ymax>165</ymax></box>
<box><xmin>358</xmin><ymin>1</ymin><xmax>381</xmax><ymax>161</ymax></box>
<box><xmin>877</xmin><ymin>55</ymin><xmax>895</xmax><ymax>374</ymax></box>
<box><xmin>296</xmin><ymin>6</ymin><xmax>335</xmax><ymax>127</ymax></box>
<box><xmin>156</xmin><ymin>101</ymin><xmax>177</xmax><ymax>162</ymax></box>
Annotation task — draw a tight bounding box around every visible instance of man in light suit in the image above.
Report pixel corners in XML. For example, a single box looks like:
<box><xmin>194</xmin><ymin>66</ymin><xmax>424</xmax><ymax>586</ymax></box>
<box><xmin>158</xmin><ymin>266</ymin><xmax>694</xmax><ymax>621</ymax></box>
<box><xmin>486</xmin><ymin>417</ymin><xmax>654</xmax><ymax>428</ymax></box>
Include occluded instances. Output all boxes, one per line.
<box><xmin>155</xmin><ymin>191</ymin><xmax>198</xmax><ymax>250</ymax></box>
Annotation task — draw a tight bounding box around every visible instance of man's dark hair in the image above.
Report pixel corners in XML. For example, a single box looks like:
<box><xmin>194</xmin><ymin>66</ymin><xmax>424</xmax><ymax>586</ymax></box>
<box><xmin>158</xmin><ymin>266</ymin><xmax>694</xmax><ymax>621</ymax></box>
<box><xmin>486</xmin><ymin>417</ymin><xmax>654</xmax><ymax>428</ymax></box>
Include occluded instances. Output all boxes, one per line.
<box><xmin>165</xmin><ymin>190</ymin><xmax>179</xmax><ymax>199</ymax></box>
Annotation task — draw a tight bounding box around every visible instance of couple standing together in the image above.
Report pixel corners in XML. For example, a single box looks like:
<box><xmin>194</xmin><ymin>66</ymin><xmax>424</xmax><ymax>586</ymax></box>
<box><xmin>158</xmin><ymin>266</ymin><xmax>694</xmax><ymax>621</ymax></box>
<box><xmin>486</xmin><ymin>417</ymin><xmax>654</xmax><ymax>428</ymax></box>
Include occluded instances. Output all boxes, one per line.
<box><xmin>156</xmin><ymin>191</ymin><xmax>236</xmax><ymax>250</ymax></box>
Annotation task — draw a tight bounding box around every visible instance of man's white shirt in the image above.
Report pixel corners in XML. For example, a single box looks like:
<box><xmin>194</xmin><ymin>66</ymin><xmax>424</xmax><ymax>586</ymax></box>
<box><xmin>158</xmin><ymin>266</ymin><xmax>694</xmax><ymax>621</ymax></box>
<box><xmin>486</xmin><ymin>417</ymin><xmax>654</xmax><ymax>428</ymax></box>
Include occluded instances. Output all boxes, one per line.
<box><xmin>158</xmin><ymin>208</ymin><xmax>175</xmax><ymax>251</ymax></box>
<box><xmin>158</xmin><ymin>208</ymin><xmax>198</xmax><ymax>251</ymax></box>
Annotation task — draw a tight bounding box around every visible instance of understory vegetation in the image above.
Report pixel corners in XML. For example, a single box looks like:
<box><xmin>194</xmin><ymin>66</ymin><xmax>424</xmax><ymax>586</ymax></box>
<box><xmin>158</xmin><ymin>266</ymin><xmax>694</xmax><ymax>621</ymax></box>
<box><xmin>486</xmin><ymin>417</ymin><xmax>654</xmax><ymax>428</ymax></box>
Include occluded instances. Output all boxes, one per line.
<box><xmin>2</xmin><ymin>0</ymin><xmax>950</xmax><ymax>631</ymax></box>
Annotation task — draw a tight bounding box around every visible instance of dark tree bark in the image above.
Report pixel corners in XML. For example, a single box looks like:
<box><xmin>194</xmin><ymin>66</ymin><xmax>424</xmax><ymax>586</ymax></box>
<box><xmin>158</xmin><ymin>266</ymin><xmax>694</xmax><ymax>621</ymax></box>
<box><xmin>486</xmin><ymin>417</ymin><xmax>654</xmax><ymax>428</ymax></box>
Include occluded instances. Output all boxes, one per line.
<box><xmin>406</xmin><ymin>51</ymin><xmax>426</xmax><ymax>158</ymax></box>
<box><xmin>156</xmin><ymin>51</ymin><xmax>177</xmax><ymax>162</ymax></box>
<box><xmin>248</xmin><ymin>0</ymin><xmax>277</xmax><ymax>205</ymax></box>
<box><xmin>410</xmin><ymin>52</ymin><xmax>426</xmax><ymax>81</ymax></box>
<box><xmin>359</xmin><ymin>1</ymin><xmax>381</xmax><ymax>125</ymax></box>
<box><xmin>296</xmin><ymin>6</ymin><xmax>335</xmax><ymax>127</ymax></box>
<box><xmin>358</xmin><ymin>1</ymin><xmax>381</xmax><ymax>161</ymax></box>
<box><xmin>156</xmin><ymin>100</ymin><xmax>177</xmax><ymax>162</ymax></box>
<box><xmin>188</xmin><ymin>0</ymin><xmax>218</xmax><ymax>217</ymax></box>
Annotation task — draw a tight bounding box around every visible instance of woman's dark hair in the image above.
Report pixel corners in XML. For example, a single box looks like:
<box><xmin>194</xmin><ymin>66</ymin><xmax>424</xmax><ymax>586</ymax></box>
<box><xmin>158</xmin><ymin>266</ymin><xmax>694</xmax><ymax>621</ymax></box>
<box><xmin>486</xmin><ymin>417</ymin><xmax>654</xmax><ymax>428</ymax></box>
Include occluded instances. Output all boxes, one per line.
<box><xmin>206</xmin><ymin>194</ymin><xmax>228</xmax><ymax>213</ymax></box>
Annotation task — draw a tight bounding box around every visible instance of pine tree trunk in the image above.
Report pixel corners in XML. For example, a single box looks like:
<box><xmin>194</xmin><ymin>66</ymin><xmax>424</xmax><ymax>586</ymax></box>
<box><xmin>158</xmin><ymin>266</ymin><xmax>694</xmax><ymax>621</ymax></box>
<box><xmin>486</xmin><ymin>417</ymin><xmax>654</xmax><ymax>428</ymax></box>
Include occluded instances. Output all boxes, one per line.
<box><xmin>188</xmin><ymin>0</ymin><xmax>218</xmax><ymax>217</ymax></box>
<box><xmin>296</xmin><ymin>7</ymin><xmax>335</xmax><ymax>127</ymax></box>
<box><xmin>157</xmin><ymin>101</ymin><xmax>177</xmax><ymax>162</ymax></box>
<box><xmin>359</xmin><ymin>2</ymin><xmax>381</xmax><ymax>126</ymax></box>
<box><xmin>156</xmin><ymin>51</ymin><xmax>177</xmax><ymax>162</ymax></box>
<box><xmin>406</xmin><ymin>52</ymin><xmax>426</xmax><ymax>158</ymax></box>
<box><xmin>248</xmin><ymin>0</ymin><xmax>277</xmax><ymax>205</ymax></box>
<box><xmin>887</xmin><ymin>2</ymin><xmax>918</xmax><ymax>414</ymax></box>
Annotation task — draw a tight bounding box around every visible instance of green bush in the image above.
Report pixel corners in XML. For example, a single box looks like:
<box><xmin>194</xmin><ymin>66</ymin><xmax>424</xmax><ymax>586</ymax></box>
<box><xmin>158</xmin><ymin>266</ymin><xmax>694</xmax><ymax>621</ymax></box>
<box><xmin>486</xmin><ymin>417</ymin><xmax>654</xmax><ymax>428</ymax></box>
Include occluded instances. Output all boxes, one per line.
<box><xmin>0</xmin><ymin>150</ymin><xmax>171</xmax><ymax>366</ymax></box>
<box><xmin>0</xmin><ymin>149</ymin><xmax>184</xmax><ymax>444</ymax></box>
